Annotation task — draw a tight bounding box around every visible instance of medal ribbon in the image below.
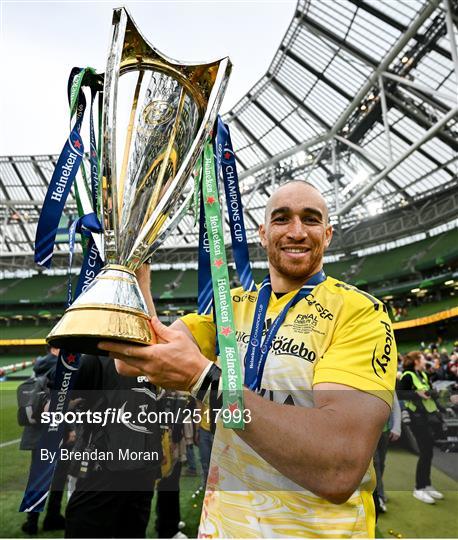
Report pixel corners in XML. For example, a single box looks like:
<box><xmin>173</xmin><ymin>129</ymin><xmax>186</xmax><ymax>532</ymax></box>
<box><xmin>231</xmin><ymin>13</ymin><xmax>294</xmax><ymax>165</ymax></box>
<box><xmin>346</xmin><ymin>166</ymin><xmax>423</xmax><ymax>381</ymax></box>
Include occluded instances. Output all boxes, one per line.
<box><xmin>202</xmin><ymin>139</ymin><xmax>244</xmax><ymax>429</ymax></box>
<box><xmin>21</xmin><ymin>69</ymin><xmax>102</xmax><ymax>513</ymax></box>
<box><xmin>197</xmin><ymin>117</ymin><xmax>255</xmax><ymax>314</ymax></box>
<box><xmin>244</xmin><ymin>270</ymin><xmax>326</xmax><ymax>392</ymax></box>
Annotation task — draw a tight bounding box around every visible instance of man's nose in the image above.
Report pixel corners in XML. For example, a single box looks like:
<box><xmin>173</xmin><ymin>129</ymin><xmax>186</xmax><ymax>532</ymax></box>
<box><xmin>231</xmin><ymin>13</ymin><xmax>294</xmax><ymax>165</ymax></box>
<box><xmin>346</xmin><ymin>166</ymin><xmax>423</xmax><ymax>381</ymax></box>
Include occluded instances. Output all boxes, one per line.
<box><xmin>286</xmin><ymin>217</ymin><xmax>307</xmax><ymax>240</ymax></box>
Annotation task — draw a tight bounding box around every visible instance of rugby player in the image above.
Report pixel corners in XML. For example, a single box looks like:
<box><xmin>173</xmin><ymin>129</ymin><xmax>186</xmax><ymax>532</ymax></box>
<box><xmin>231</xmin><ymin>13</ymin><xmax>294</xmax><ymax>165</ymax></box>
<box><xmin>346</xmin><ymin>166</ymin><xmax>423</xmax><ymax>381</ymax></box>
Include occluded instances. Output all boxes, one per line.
<box><xmin>100</xmin><ymin>181</ymin><xmax>397</xmax><ymax>538</ymax></box>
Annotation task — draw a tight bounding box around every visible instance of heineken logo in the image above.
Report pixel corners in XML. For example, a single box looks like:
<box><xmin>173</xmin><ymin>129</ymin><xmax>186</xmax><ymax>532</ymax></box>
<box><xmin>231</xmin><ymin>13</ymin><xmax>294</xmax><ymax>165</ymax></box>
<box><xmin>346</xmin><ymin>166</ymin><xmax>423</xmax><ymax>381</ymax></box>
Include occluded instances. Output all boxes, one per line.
<box><xmin>220</xmin><ymin>326</ymin><xmax>232</xmax><ymax>336</ymax></box>
<box><xmin>213</xmin><ymin>258</ymin><xmax>224</xmax><ymax>268</ymax></box>
<box><xmin>228</xmin><ymin>401</ymin><xmax>239</xmax><ymax>413</ymax></box>
<box><xmin>206</xmin><ymin>196</ymin><xmax>216</xmax><ymax>205</ymax></box>
<box><xmin>73</xmin><ymin>139</ymin><xmax>82</xmax><ymax>149</ymax></box>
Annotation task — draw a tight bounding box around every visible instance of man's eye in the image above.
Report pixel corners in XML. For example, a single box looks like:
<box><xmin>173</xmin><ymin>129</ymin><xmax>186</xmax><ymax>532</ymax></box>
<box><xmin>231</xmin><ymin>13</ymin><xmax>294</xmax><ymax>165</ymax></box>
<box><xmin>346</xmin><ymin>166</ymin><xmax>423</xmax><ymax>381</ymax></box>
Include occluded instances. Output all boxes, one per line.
<box><xmin>303</xmin><ymin>217</ymin><xmax>319</xmax><ymax>224</ymax></box>
<box><xmin>272</xmin><ymin>216</ymin><xmax>287</xmax><ymax>223</ymax></box>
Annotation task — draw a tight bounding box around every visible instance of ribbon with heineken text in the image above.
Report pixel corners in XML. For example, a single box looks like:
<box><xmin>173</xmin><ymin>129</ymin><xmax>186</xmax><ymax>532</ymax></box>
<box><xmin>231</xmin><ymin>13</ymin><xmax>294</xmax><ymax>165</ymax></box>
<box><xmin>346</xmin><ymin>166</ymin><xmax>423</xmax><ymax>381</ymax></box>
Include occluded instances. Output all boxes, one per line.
<box><xmin>202</xmin><ymin>139</ymin><xmax>244</xmax><ymax>429</ymax></box>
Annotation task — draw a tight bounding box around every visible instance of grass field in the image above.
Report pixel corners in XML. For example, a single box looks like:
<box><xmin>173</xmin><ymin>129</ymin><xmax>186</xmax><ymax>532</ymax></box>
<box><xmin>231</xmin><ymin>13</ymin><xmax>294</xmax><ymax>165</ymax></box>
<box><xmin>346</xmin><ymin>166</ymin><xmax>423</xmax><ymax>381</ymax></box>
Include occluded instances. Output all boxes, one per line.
<box><xmin>1</xmin><ymin>380</ymin><xmax>457</xmax><ymax>539</ymax></box>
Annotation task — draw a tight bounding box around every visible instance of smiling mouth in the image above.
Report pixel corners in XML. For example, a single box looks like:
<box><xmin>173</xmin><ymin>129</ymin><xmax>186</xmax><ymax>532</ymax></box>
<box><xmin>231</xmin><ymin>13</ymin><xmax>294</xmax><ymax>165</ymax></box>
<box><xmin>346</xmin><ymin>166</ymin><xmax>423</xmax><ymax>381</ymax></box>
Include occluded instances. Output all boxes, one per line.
<box><xmin>281</xmin><ymin>247</ymin><xmax>310</xmax><ymax>254</ymax></box>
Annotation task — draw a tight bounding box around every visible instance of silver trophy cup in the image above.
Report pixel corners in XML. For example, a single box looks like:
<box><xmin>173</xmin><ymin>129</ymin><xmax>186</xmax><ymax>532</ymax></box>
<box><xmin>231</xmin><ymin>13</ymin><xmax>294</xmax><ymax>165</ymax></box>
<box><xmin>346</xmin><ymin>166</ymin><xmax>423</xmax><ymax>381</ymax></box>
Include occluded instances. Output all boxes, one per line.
<box><xmin>47</xmin><ymin>7</ymin><xmax>231</xmax><ymax>354</ymax></box>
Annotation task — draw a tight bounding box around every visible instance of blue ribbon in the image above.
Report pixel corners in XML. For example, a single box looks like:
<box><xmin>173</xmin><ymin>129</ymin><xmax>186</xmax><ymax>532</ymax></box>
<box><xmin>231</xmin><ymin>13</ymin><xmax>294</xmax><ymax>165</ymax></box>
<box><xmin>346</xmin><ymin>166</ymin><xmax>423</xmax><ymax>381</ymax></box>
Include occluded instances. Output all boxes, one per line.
<box><xmin>67</xmin><ymin>213</ymin><xmax>103</xmax><ymax>305</ymax></box>
<box><xmin>34</xmin><ymin>68</ymin><xmax>89</xmax><ymax>269</ymax></box>
<box><xmin>244</xmin><ymin>270</ymin><xmax>326</xmax><ymax>391</ymax></box>
<box><xmin>19</xmin><ymin>349</ymin><xmax>81</xmax><ymax>512</ymax></box>
<box><xmin>217</xmin><ymin>118</ymin><xmax>256</xmax><ymax>293</ymax></box>
<box><xmin>22</xmin><ymin>69</ymin><xmax>103</xmax><ymax>513</ymax></box>
<box><xmin>197</xmin><ymin>117</ymin><xmax>255</xmax><ymax>313</ymax></box>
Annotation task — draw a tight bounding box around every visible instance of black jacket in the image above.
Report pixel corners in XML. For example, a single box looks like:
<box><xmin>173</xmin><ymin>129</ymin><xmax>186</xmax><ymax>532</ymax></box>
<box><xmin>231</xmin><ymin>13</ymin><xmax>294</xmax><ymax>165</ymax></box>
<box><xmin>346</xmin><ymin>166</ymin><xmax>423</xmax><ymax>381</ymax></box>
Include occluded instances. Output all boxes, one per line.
<box><xmin>20</xmin><ymin>353</ymin><xmax>58</xmax><ymax>450</ymax></box>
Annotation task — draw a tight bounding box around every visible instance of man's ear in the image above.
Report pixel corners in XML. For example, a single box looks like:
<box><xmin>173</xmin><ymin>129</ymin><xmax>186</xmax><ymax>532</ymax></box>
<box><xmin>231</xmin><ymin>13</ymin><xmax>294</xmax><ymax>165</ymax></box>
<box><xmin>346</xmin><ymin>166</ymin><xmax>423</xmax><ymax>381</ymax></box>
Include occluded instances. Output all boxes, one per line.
<box><xmin>259</xmin><ymin>224</ymin><xmax>267</xmax><ymax>248</ymax></box>
<box><xmin>324</xmin><ymin>225</ymin><xmax>333</xmax><ymax>250</ymax></box>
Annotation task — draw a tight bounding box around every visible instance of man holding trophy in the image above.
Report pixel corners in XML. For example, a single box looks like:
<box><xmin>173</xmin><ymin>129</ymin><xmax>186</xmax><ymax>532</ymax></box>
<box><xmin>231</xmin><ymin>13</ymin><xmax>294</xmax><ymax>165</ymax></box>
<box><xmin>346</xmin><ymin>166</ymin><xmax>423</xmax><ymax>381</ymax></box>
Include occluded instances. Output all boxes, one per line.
<box><xmin>29</xmin><ymin>7</ymin><xmax>397</xmax><ymax>539</ymax></box>
<box><xmin>103</xmin><ymin>180</ymin><xmax>397</xmax><ymax>539</ymax></box>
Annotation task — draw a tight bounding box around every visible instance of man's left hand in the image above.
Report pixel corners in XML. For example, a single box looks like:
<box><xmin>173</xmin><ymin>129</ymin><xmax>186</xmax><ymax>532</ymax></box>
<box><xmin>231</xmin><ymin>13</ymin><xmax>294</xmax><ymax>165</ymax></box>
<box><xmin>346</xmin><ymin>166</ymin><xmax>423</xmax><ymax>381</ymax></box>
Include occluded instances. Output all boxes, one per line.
<box><xmin>98</xmin><ymin>317</ymin><xmax>210</xmax><ymax>390</ymax></box>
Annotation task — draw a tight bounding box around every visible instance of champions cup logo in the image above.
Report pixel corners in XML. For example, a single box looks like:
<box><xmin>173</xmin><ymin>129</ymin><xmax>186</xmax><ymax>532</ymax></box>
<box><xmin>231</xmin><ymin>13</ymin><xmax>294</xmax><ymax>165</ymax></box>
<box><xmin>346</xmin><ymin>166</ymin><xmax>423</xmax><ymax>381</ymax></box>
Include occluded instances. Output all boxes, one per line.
<box><xmin>142</xmin><ymin>100</ymin><xmax>174</xmax><ymax>127</ymax></box>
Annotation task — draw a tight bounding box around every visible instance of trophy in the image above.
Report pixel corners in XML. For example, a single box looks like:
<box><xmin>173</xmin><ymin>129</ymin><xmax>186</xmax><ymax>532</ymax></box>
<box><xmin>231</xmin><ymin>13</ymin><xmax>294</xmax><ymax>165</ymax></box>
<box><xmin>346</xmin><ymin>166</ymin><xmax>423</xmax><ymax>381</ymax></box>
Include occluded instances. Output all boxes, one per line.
<box><xmin>47</xmin><ymin>7</ymin><xmax>231</xmax><ymax>354</ymax></box>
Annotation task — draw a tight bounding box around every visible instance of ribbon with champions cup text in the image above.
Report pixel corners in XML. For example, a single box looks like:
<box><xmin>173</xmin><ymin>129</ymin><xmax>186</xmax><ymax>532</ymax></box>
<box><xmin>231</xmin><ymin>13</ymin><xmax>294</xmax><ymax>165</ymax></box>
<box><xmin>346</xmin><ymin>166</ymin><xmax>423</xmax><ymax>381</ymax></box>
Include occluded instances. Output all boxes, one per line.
<box><xmin>200</xmin><ymin>134</ymin><xmax>246</xmax><ymax>429</ymax></box>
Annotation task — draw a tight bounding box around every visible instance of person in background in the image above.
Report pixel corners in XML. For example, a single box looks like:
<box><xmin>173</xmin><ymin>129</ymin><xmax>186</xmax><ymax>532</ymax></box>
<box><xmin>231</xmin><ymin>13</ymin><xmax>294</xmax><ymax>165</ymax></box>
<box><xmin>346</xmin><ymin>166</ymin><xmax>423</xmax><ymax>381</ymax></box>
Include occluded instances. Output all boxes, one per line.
<box><xmin>183</xmin><ymin>397</ymin><xmax>198</xmax><ymax>477</ymax></box>
<box><xmin>20</xmin><ymin>346</ymin><xmax>73</xmax><ymax>535</ymax></box>
<box><xmin>373</xmin><ymin>394</ymin><xmax>401</xmax><ymax>513</ymax></box>
<box><xmin>196</xmin><ymin>404</ymin><xmax>214</xmax><ymax>487</ymax></box>
<box><xmin>65</xmin><ymin>354</ymin><xmax>162</xmax><ymax>539</ymax></box>
<box><xmin>398</xmin><ymin>351</ymin><xmax>444</xmax><ymax>504</ymax></box>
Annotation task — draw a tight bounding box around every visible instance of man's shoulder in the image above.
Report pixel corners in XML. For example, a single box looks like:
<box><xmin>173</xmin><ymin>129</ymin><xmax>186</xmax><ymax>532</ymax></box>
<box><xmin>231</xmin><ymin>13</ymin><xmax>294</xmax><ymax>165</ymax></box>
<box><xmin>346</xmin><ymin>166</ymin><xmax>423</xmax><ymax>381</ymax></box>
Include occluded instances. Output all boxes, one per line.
<box><xmin>323</xmin><ymin>275</ymin><xmax>386</xmax><ymax>313</ymax></box>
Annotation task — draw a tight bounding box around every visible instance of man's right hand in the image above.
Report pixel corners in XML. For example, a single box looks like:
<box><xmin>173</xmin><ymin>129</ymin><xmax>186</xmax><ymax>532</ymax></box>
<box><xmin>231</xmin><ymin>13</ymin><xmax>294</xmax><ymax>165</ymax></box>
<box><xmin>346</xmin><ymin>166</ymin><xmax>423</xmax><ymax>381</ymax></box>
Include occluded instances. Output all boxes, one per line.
<box><xmin>99</xmin><ymin>317</ymin><xmax>210</xmax><ymax>391</ymax></box>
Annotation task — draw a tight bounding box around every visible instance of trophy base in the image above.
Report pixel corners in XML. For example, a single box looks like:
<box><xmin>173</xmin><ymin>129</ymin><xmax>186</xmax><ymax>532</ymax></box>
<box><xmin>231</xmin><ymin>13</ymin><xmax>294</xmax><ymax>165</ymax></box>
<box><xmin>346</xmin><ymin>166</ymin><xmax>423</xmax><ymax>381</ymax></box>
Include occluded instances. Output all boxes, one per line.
<box><xmin>47</xmin><ymin>306</ymin><xmax>153</xmax><ymax>356</ymax></box>
<box><xmin>47</xmin><ymin>265</ymin><xmax>153</xmax><ymax>357</ymax></box>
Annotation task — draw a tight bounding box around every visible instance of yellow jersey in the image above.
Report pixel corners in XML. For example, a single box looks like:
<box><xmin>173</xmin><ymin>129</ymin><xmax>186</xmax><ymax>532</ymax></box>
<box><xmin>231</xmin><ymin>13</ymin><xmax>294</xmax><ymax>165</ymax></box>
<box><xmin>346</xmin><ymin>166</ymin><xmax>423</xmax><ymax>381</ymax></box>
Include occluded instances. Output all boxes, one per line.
<box><xmin>182</xmin><ymin>275</ymin><xmax>397</xmax><ymax>538</ymax></box>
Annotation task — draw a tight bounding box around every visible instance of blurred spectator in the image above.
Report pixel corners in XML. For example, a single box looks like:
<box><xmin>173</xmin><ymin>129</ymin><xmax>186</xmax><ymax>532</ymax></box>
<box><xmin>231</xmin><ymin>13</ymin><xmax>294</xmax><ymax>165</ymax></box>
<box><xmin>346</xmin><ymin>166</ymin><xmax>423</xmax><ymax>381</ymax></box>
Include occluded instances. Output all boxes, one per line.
<box><xmin>374</xmin><ymin>394</ymin><xmax>401</xmax><ymax>513</ymax></box>
<box><xmin>19</xmin><ymin>346</ymin><xmax>72</xmax><ymax>535</ymax></box>
<box><xmin>65</xmin><ymin>355</ymin><xmax>162</xmax><ymax>539</ymax></box>
<box><xmin>398</xmin><ymin>351</ymin><xmax>444</xmax><ymax>505</ymax></box>
<box><xmin>183</xmin><ymin>398</ymin><xmax>198</xmax><ymax>477</ymax></box>
<box><xmin>196</xmin><ymin>404</ymin><xmax>214</xmax><ymax>487</ymax></box>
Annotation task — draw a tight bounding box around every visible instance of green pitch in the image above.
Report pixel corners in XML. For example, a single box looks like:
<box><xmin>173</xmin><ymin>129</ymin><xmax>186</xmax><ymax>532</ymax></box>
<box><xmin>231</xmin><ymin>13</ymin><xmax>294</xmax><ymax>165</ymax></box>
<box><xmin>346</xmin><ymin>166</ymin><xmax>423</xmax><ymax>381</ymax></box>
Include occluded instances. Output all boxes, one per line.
<box><xmin>1</xmin><ymin>381</ymin><xmax>457</xmax><ymax>539</ymax></box>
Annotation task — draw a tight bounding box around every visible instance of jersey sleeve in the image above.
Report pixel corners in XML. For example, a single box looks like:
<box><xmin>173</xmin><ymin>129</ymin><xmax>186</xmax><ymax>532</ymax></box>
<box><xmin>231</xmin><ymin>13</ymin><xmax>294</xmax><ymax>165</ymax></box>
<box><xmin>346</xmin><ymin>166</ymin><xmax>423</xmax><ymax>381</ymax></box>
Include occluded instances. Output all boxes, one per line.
<box><xmin>180</xmin><ymin>313</ymin><xmax>217</xmax><ymax>362</ymax></box>
<box><xmin>313</xmin><ymin>297</ymin><xmax>397</xmax><ymax>407</ymax></box>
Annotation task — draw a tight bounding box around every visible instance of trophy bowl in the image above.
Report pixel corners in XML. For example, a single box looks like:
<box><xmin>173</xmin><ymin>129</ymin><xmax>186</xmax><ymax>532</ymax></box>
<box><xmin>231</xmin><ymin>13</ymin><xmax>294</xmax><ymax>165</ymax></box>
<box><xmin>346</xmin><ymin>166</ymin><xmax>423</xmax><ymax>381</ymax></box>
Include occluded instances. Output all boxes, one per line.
<box><xmin>47</xmin><ymin>7</ymin><xmax>231</xmax><ymax>355</ymax></box>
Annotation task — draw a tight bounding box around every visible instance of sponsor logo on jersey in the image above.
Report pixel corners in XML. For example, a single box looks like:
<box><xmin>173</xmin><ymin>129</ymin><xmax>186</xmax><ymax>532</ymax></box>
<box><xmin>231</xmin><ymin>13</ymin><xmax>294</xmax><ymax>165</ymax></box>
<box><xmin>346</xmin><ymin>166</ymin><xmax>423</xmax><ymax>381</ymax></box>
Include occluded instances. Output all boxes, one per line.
<box><xmin>232</xmin><ymin>292</ymin><xmax>257</xmax><ymax>303</ymax></box>
<box><xmin>303</xmin><ymin>293</ymin><xmax>334</xmax><ymax>320</ymax></box>
<box><xmin>371</xmin><ymin>320</ymin><xmax>394</xmax><ymax>378</ymax></box>
<box><xmin>235</xmin><ymin>329</ymin><xmax>317</xmax><ymax>363</ymax></box>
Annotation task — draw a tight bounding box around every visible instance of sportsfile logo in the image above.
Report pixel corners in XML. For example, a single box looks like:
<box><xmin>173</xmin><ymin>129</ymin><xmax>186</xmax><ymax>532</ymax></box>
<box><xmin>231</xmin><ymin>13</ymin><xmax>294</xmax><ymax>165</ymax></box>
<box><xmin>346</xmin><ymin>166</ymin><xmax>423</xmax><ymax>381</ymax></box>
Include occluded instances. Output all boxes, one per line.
<box><xmin>371</xmin><ymin>320</ymin><xmax>394</xmax><ymax>378</ymax></box>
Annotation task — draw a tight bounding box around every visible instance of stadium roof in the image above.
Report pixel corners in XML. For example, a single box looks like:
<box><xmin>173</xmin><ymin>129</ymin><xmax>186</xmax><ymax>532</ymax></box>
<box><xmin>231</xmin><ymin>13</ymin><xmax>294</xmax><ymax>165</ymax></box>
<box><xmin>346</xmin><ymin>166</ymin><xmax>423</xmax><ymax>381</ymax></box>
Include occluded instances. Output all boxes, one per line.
<box><xmin>1</xmin><ymin>0</ymin><xmax>457</xmax><ymax>268</ymax></box>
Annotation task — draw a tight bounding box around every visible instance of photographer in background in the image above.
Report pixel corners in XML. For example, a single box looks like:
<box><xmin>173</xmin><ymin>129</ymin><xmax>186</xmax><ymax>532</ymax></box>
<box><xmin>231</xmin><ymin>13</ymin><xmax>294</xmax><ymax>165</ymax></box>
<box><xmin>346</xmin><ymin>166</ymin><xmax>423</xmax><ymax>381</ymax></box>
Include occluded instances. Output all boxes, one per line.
<box><xmin>398</xmin><ymin>351</ymin><xmax>445</xmax><ymax>505</ymax></box>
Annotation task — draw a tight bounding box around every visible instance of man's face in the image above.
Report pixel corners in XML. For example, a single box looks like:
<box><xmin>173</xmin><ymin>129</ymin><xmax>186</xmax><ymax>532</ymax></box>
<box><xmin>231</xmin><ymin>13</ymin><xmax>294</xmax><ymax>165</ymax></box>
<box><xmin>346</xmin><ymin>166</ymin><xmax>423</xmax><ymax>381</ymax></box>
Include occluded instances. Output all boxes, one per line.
<box><xmin>259</xmin><ymin>183</ymin><xmax>332</xmax><ymax>284</ymax></box>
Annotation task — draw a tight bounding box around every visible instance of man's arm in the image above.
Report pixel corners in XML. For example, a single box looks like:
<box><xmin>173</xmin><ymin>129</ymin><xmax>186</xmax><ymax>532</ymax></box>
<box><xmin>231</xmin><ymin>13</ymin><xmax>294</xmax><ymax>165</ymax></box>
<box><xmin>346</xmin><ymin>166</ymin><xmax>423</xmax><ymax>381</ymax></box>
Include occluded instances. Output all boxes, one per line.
<box><xmin>99</xmin><ymin>318</ymin><xmax>389</xmax><ymax>503</ymax></box>
<box><xmin>239</xmin><ymin>383</ymin><xmax>389</xmax><ymax>504</ymax></box>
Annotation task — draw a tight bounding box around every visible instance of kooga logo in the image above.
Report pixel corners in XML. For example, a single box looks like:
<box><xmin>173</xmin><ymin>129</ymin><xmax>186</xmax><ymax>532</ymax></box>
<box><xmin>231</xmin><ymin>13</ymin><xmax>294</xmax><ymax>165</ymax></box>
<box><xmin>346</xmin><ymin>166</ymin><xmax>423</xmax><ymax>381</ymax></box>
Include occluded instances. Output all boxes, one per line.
<box><xmin>371</xmin><ymin>320</ymin><xmax>394</xmax><ymax>378</ymax></box>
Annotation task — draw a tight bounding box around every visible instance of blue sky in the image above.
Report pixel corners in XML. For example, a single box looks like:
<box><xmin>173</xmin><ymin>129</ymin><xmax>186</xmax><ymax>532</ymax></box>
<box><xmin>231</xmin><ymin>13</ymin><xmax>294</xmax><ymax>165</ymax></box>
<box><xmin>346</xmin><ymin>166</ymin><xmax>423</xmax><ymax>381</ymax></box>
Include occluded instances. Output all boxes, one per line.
<box><xmin>0</xmin><ymin>0</ymin><xmax>295</xmax><ymax>155</ymax></box>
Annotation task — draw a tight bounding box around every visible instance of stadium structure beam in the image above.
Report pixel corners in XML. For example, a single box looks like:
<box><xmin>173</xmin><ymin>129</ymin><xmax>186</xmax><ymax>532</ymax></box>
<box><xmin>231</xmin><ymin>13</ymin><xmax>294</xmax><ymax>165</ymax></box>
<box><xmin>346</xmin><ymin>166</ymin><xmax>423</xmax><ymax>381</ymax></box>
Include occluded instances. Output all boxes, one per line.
<box><xmin>270</xmin><ymin>78</ymin><xmax>331</xmax><ymax>130</ymax></box>
<box><xmin>295</xmin><ymin>13</ymin><xmax>378</xmax><ymax>69</ymax></box>
<box><xmin>248</xmin><ymin>97</ymin><xmax>301</xmax><ymax>145</ymax></box>
<box><xmin>381</xmin><ymin>71</ymin><xmax>456</xmax><ymax>104</ymax></box>
<box><xmin>347</xmin><ymin>0</ymin><xmax>452</xmax><ymax>61</ymax></box>
<box><xmin>389</xmin><ymin>124</ymin><xmax>456</xmax><ymax>180</ymax></box>
<box><xmin>232</xmin><ymin>117</ymin><xmax>273</xmax><ymax>159</ymax></box>
<box><xmin>378</xmin><ymin>75</ymin><xmax>394</xmax><ymax>161</ymax></box>
<box><xmin>337</xmin><ymin>106</ymin><xmax>458</xmax><ymax>216</ymax></box>
<box><xmin>238</xmin><ymin>0</ymin><xmax>441</xmax><ymax>182</ymax></box>
<box><xmin>386</xmin><ymin>90</ymin><xmax>458</xmax><ymax>153</ymax></box>
<box><xmin>0</xmin><ymin>199</ymin><xmax>77</xmax><ymax>207</ymax></box>
<box><xmin>443</xmin><ymin>0</ymin><xmax>458</xmax><ymax>100</ymax></box>
<box><xmin>281</xmin><ymin>48</ymin><xmax>353</xmax><ymax>102</ymax></box>
<box><xmin>334</xmin><ymin>136</ymin><xmax>413</xmax><ymax>202</ymax></box>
